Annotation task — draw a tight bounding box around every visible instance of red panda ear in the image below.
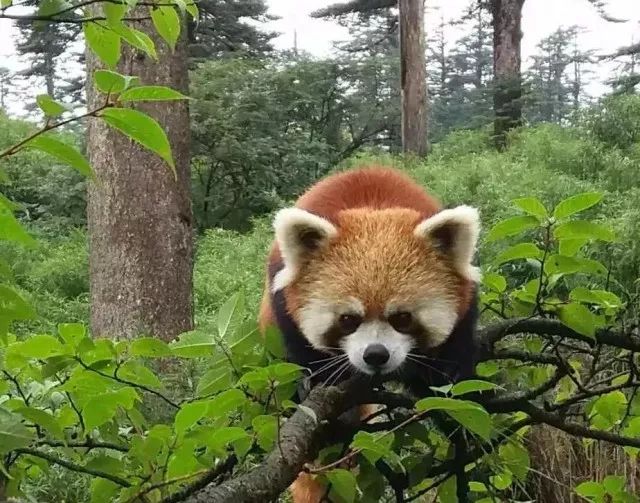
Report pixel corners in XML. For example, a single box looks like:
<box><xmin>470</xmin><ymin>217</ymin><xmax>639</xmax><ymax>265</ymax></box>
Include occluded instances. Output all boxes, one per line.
<box><xmin>414</xmin><ymin>205</ymin><xmax>481</xmax><ymax>282</ymax></box>
<box><xmin>272</xmin><ymin>208</ymin><xmax>338</xmax><ymax>292</ymax></box>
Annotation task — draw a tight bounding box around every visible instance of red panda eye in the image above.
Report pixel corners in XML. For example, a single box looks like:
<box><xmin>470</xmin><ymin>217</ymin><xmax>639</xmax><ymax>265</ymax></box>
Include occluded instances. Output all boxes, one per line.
<box><xmin>338</xmin><ymin>314</ymin><xmax>362</xmax><ymax>335</ymax></box>
<box><xmin>388</xmin><ymin>312</ymin><xmax>414</xmax><ymax>333</ymax></box>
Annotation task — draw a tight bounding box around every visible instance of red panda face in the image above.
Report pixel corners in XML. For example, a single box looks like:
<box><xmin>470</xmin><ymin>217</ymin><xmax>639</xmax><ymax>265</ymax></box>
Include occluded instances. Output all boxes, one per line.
<box><xmin>272</xmin><ymin>206</ymin><xmax>480</xmax><ymax>376</ymax></box>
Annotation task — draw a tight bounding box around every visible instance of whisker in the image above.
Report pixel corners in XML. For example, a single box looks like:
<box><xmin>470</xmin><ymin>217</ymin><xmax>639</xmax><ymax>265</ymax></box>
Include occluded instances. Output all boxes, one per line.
<box><xmin>328</xmin><ymin>362</ymin><xmax>352</xmax><ymax>387</ymax></box>
<box><xmin>307</xmin><ymin>355</ymin><xmax>348</xmax><ymax>379</ymax></box>
<box><xmin>308</xmin><ymin>354</ymin><xmax>345</xmax><ymax>365</ymax></box>
<box><xmin>322</xmin><ymin>361</ymin><xmax>350</xmax><ymax>388</ymax></box>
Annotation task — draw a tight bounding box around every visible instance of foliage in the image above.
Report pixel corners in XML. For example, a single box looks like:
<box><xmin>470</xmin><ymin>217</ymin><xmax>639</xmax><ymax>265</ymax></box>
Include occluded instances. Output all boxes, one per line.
<box><xmin>1</xmin><ymin>189</ymin><xmax>639</xmax><ymax>502</ymax></box>
<box><xmin>188</xmin><ymin>0</ymin><xmax>277</xmax><ymax>63</ymax></box>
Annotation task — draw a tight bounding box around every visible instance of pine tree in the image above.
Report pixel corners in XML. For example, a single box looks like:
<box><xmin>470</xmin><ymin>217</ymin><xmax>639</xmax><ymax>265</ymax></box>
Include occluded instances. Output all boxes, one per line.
<box><xmin>188</xmin><ymin>0</ymin><xmax>278</xmax><ymax>63</ymax></box>
<box><xmin>442</xmin><ymin>1</ymin><xmax>493</xmax><ymax>134</ymax></box>
<box><xmin>13</xmin><ymin>4</ymin><xmax>82</xmax><ymax>103</ymax></box>
<box><xmin>607</xmin><ymin>38</ymin><xmax>640</xmax><ymax>94</ymax></box>
<box><xmin>332</xmin><ymin>7</ymin><xmax>402</xmax><ymax>151</ymax></box>
<box><xmin>0</xmin><ymin>67</ymin><xmax>11</xmax><ymax>110</ymax></box>
<box><xmin>525</xmin><ymin>26</ymin><xmax>593</xmax><ymax>124</ymax></box>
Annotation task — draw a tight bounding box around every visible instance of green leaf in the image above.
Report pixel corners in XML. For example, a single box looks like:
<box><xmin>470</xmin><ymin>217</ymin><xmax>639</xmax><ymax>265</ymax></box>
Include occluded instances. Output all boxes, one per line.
<box><xmin>83</xmin><ymin>388</ymin><xmax>138</xmax><ymax>430</ymax></box>
<box><xmin>175</xmin><ymin>401</ymin><xmax>208</xmax><ymax>434</ymax></box>
<box><xmin>58</xmin><ymin>323</ymin><xmax>86</xmax><ymax>349</ymax></box>
<box><xmin>19</xmin><ymin>334</ymin><xmax>66</xmax><ymax>358</ymax></box>
<box><xmin>0</xmin><ymin>205</ymin><xmax>36</xmax><ymax>247</ymax></box>
<box><xmin>252</xmin><ymin>415</ymin><xmax>277</xmax><ymax>451</ymax></box>
<box><xmin>0</xmin><ymin>408</ymin><xmax>35</xmax><ymax>452</ymax></box>
<box><xmin>499</xmin><ymin>442</ymin><xmax>530</xmax><ymax>481</ymax></box>
<box><xmin>150</xmin><ymin>5</ymin><xmax>181</xmax><ymax>50</ymax></box>
<box><xmin>169</xmin><ymin>330</ymin><xmax>214</xmax><ymax>358</ymax></box>
<box><xmin>512</xmin><ymin>197</ymin><xmax>548</xmax><ymax>220</ymax></box>
<box><xmin>351</xmin><ymin>431</ymin><xmax>393</xmax><ymax>464</ymax></box>
<box><xmin>482</xmin><ymin>273</ymin><xmax>506</xmax><ymax>293</ymax></box>
<box><xmin>111</xmin><ymin>24</ymin><xmax>157</xmax><ymax>60</ymax></box>
<box><xmin>26</xmin><ymin>135</ymin><xmax>94</xmax><ymax>177</ymax></box>
<box><xmin>570</xmin><ymin>288</ymin><xmax>622</xmax><ymax>309</ymax></box>
<box><xmin>118</xmin><ymin>361</ymin><xmax>162</xmax><ymax>388</ymax></box>
<box><xmin>0</xmin><ymin>285</ymin><xmax>35</xmax><ymax>320</ymax></box>
<box><xmin>37</xmin><ymin>0</ymin><xmax>71</xmax><ymax>16</ymax></box>
<box><xmin>558</xmin><ymin>238</ymin><xmax>587</xmax><ymax>256</ymax></box>
<box><xmin>35</xmin><ymin>94</ymin><xmax>68</xmax><ymax>117</ymax></box>
<box><xmin>487</xmin><ymin>216</ymin><xmax>540</xmax><ymax>242</ymax></box>
<box><xmin>495</xmin><ymin>243</ymin><xmax>543</xmax><ymax>265</ymax></box>
<box><xmin>558</xmin><ymin>303</ymin><xmax>596</xmax><ymax>339</ymax></box>
<box><xmin>591</xmin><ymin>391</ymin><xmax>627</xmax><ymax>426</ymax></box>
<box><xmin>575</xmin><ymin>481</ymin><xmax>606</xmax><ymax>500</ymax></box>
<box><xmin>90</xmin><ymin>478</ymin><xmax>120</xmax><ymax>503</ymax></box>
<box><xmin>206</xmin><ymin>426</ymin><xmax>250</xmax><ymax>457</ymax></box>
<box><xmin>100</xmin><ymin>108</ymin><xmax>175</xmax><ymax>176</ymax></box>
<box><xmin>1</xmin><ymin>0</ymin><xmax>12</xmax><ymax>8</ymax></box>
<box><xmin>16</xmin><ymin>406</ymin><xmax>64</xmax><ymax>439</ymax></box>
<box><xmin>94</xmin><ymin>70</ymin><xmax>138</xmax><ymax>94</ymax></box>
<box><xmin>119</xmin><ymin>86</ymin><xmax>189</xmax><ymax>102</ymax></box>
<box><xmin>553</xmin><ymin>192</ymin><xmax>603</xmax><ymax>220</ymax></box>
<box><xmin>217</xmin><ymin>292</ymin><xmax>245</xmax><ymax>339</ymax></box>
<box><xmin>130</xmin><ymin>337</ymin><xmax>172</xmax><ymax>357</ymax></box>
<box><xmin>415</xmin><ymin>397</ymin><xmax>492</xmax><ymax>440</ymax></box>
<box><xmin>554</xmin><ymin>221</ymin><xmax>616</xmax><ymax>242</ymax></box>
<box><xmin>207</xmin><ymin>389</ymin><xmax>246</xmax><ymax>418</ymax></box>
<box><xmin>264</xmin><ymin>326</ymin><xmax>286</xmax><ymax>359</ymax></box>
<box><xmin>326</xmin><ymin>469</ymin><xmax>357</xmax><ymax>503</ymax></box>
<box><xmin>84</xmin><ymin>22</ymin><xmax>121</xmax><ymax>68</ymax></box>
<box><xmin>196</xmin><ymin>364</ymin><xmax>232</xmax><ymax>397</ymax></box>
<box><xmin>545</xmin><ymin>255</ymin><xmax>608</xmax><ymax>276</ymax></box>
<box><xmin>185</xmin><ymin>0</ymin><xmax>198</xmax><ymax>18</ymax></box>
<box><xmin>103</xmin><ymin>1</ymin><xmax>127</xmax><ymax>23</ymax></box>
<box><xmin>602</xmin><ymin>475</ymin><xmax>625</xmax><ymax>495</ymax></box>
<box><xmin>450</xmin><ymin>379</ymin><xmax>500</xmax><ymax>396</ymax></box>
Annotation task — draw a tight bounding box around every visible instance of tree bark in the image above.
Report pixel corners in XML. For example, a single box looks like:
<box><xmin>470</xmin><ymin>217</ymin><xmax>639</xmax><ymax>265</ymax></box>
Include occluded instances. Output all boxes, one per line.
<box><xmin>399</xmin><ymin>0</ymin><xmax>428</xmax><ymax>156</ymax></box>
<box><xmin>491</xmin><ymin>0</ymin><xmax>525</xmax><ymax>150</ymax></box>
<box><xmin>85</xmin><ymin>15</ymin><xmax>194</xmax><ymax>341</ymax></box>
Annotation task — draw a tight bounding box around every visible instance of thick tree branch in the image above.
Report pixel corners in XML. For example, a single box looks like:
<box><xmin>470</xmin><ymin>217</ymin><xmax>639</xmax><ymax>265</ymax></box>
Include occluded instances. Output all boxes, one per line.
<box><xmin>153</xmin><ymin>317</ymin><xmax>640</xmax><ymax>502</ymax></box>
<box><xmin>176</xmin><ymin>378</ymin><xmax>365</xmax><ymax>503</ymax></box>
<box><xmin>477</xmin><ymin>317</ymin><xmax>640</xmax><ymax>353</ymax></box>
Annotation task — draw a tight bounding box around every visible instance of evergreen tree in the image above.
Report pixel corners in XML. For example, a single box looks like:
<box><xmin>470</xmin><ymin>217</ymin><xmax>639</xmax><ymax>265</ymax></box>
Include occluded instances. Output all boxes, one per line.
<box><xmin>188</xmin><ymin>0</ymin><xmax>278</xmax><ymax>63</ymax></box>
<box><xmin>13</xmin><ymin>3</ymin><xmax>82</xmax><ymax>104</ymax></box>
<box><xmin>525</xmin><ymin>26</ymin><xmax>594</xmax><ymax>124</ymax></box>
<box><xmin>608</xmin><ymin>38</ymin><xmax>640</xmax><ymax>94</ymax></box>
<box><xmin>0</xmin><ymin>67</ymin><xmax>11</xmax><ymax>110</ymax></box>
<box><xmin>440</xmin><ymin>1</ymin><xmax>493</xmax><ymax>135</ymax></box>
<box><xmin>331</xmin><ymin>7</ymin><xmax>403</xmax><ymax>151</ymax></box>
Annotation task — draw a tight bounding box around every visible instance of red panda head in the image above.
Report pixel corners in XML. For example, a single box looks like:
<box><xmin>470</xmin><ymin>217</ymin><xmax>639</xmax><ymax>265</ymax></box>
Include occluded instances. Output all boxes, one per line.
<box><xmin>271</xmin><ymin>204</ymin><xmax>481</xmax><ymax>376</ymax></box>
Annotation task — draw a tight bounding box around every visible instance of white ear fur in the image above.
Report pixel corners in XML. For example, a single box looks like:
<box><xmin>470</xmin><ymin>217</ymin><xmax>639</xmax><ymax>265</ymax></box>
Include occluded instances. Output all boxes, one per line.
<box><xmin>272</xmin><ymin>208</ymin><xmax>338</xmax><ymax>292</ymax></box>
<box><xmin>414</xmin><ymin>205</ymin><xmax>481</xmax><ymax>283</ymax></box>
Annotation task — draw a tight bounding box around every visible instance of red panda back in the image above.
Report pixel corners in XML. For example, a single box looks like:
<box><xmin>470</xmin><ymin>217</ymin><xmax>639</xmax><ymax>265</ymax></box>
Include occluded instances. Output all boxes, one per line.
<box><xmin>295</xmin><ymin>166</ymin><xmax>441</xmax><ymax>222</ymax></box>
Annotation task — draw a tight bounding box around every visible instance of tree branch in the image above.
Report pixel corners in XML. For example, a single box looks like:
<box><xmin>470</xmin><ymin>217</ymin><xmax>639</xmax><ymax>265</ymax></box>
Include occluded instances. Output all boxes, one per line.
<box><xmin>13</xmin><ymin>447</ymin><xmax>131</xmax><ymax>487</ymax></box>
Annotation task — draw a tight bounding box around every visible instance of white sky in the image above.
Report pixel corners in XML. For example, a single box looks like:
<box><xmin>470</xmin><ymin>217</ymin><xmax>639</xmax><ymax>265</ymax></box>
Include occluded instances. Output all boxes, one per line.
<box><xmin>0</xmin><ymin>0</ymin><xmax>639</xmax><ymax>116</ymax></box>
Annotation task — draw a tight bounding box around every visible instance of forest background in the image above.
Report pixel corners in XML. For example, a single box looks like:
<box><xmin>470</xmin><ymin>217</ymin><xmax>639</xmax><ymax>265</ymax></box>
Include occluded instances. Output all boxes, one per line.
<box><xmin>0</xmin><ymin>0</ymin><xmax>640</xmax><ymax>502</ymax></box>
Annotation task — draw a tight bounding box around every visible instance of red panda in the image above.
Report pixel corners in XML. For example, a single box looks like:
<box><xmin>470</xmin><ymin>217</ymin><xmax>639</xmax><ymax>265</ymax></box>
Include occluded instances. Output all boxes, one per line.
<box><xmin>258</xmin><ymin>166</ymin><xmax>481</xmax><ymax>502</ymax></box>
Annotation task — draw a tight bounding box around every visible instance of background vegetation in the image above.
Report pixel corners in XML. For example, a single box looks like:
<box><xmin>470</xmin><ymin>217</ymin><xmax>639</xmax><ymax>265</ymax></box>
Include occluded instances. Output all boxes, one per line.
<box><xmin>0</xmin><ymin>0</ymin><xmax>639</xmax><ymax>502</ymax></box>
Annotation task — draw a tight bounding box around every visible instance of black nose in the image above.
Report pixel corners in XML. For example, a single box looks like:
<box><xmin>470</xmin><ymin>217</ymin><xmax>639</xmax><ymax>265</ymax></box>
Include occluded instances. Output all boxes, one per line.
<box><xmin>363</xmin><ymin>344</ymin><xmax>390</xmax><ymax>367</ymax></box>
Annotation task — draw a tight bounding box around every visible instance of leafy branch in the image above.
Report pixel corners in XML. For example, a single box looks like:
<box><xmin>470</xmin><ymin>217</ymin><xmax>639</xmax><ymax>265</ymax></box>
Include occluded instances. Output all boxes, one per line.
<box><xmin>0</xmin><ymin>103</ymin><xmax>110</xmax><ymax>161</ymax></box>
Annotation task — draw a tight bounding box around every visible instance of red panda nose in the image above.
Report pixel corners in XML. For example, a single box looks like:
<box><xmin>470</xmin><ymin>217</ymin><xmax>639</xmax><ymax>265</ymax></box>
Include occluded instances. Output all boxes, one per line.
<box><xmin>363</xmin><ymin>344</ymin><xmax>390</xmax><ymax>367</ymax></box>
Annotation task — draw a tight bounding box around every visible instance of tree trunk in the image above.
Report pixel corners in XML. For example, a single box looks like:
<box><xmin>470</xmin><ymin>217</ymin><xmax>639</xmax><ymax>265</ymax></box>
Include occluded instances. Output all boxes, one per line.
<box><xmin>85</xmin><ymin>15</ymin><xmax>194</xmax><ymax>342</ymax></box>
<box><xmin>399</xmin><ymin>0</ymin><xmax>428</xmax><ymax>156</ymax></box>
<box><xmin>491</xmin><ymin>0</ymin><xmax>525</xmax><ymax>150</ymax></box>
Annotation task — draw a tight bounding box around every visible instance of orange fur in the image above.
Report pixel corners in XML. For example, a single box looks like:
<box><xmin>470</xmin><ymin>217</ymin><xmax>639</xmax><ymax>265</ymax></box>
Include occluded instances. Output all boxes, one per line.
<box><xmin>258</xmin><ymin>166</ymin><xmax>475</xmax><ymax>502</ymax></box>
